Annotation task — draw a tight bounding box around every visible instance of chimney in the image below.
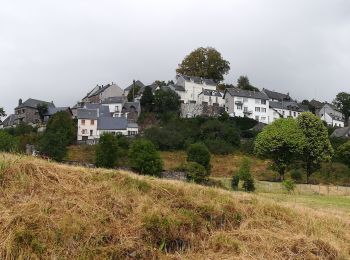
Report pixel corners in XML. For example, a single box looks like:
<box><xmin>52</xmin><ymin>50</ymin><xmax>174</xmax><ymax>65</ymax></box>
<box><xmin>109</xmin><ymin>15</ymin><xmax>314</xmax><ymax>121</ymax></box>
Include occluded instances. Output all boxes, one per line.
<box><xmin>18</xmin><ymin>98</ymin><xmax>22</xmax><ymax>106</ymax></box>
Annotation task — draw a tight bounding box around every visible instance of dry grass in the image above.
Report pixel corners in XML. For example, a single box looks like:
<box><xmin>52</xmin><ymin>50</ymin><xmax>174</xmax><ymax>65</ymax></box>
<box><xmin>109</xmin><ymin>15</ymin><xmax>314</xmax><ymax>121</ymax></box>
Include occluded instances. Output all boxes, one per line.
<box><xmin>161</xmin><ymin>151</ymin><xmax>269</xmax><ymax>177</ymax></box>
<box><xmin>1</xmin><ymin>153</ymin><xmax>349</xmax><ymax>259</ymax></box>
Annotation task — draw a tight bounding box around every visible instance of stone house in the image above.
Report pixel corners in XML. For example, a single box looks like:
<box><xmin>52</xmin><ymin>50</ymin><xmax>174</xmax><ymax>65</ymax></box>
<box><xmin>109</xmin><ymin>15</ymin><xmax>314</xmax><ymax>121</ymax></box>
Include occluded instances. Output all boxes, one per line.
<box><xmin>14</xmin><ymin>98</ymin><xmax>55</xmax><ymax>125</ymax></box>
<box><xmin>82</xmin><ymin>83</ymin><xmax>124</xmax><ymax>104</ymax></box>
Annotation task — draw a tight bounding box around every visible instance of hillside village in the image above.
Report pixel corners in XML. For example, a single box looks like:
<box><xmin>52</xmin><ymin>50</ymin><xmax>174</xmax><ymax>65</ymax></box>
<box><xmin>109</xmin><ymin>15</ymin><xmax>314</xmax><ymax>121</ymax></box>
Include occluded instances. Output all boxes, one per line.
<box><xmin>1</xmin><ymin>74</ymin><xmax>349</xmax><ymax>142</ymax></box>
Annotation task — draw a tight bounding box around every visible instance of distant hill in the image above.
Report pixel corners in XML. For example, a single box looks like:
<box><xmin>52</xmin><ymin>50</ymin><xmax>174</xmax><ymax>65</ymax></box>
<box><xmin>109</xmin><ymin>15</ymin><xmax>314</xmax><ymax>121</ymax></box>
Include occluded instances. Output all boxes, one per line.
<box><xmin>0</xmin><ymin>153</ymin><xmax>348</xmax><ymax>259</ymax></box>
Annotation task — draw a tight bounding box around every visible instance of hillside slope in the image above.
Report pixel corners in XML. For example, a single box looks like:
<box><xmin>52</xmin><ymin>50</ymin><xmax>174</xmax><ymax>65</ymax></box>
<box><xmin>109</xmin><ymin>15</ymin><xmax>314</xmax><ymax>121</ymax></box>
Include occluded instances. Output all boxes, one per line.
<box><xmin>0</xmin><ymin>154</ymin><xmax>349</xmax><ymax>259</ymax></box>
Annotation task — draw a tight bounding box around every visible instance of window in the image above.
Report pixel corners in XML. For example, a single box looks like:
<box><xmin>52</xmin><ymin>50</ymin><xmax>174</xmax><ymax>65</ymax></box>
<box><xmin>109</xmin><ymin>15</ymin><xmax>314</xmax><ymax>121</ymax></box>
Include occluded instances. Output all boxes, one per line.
<box><xmin>237</xmin><ymin>105</ymin><xmax>242</xmax><ymax>110</ymax></box>
<box><xmin>244</xmin><ymin>107</ymin><xmax>248</xmax><ymax>112</ymax></box>
<box><xmin>82</xmin><ymin>129</ymin><xmax>87</xmax><ymax>134</ymax></box>
<box><xmin>90</xmin><ymin>130</ymin><xmax>93</xmax><ymax>136</ymax></box>
<box><xmin>293</xmin><ymin>112</ymin><xmax>296</xmax><ymax>117</ymax></box>
<box><xmin>90</xmin><ymin>120</ymin><xmax>94</xmax><ymax>125</ymax></box>
<box><xmin>255</xmin><ymin>116</ymin><xmax>259</xmax><ymax>121</ymax></box>
<box><xmin>243</xmin><ymin>98</ymin><xmax>248</xmax><ymax>103</ymax></box>
<box><xmin>289</xmin><ymin>111</ymin><xmax>292</xmax><ymax>116</ymax></box>
<box><xmin>81</xmin><ymin>119</ymin><xmax>85</xmax><ymax>125</ymax></box>
<box><xmin>255</xmin><ymin>99</ymin><xmax>260</xmax><ymax>104</ymax></box>
<box><xmin>255</xmin><ymin>107</ymin><xmax>260</xmax><ymax>112</ymax></box>
<box><xmin>261</xmin><ymin>108</ymin><xmax>266</xmax><ymax>113</ymax></box>
<box><xmin>261</xmin><ymin>100</ymin><xmax>266</xmax><ymax>105</ymax></box>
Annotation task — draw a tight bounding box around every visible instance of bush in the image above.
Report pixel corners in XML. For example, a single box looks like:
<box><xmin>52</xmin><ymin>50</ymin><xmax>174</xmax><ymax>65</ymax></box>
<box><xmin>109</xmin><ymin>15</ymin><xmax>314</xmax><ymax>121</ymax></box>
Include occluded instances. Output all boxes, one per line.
<box><xmin>144</xmin><ymin>127</ymin><xmax>184</xmax><ymax>151</ymax></box>
<box><xmin>242</xmin><ymin>176</ymin><xmax>255</xmax><ymax>192</ymax></box>
<box><xmin>204</xmin><ymin>139</ymin><xmax>234</xmax><ymax>155</ymax></box>
<box><xmin>336</xmin><ymin>141</ymin><xmax>350</xmax><ymax>168</ymax></box>
<box><xmin>187</xmin><ymin>143</ymin><xmax>211</xmax><ymax>172</ymax></box>
<box><xmin>231</xmin><ymin>175</ymin><xmax>240</xmax><ymax>190</ymax></box>
<box><xmin>0</xmin><ymin>131</ymin><xmax>18</xmax><ymax>152</ymax></box>
<box><xmin>129</xmin><ymin>139</ymin><xmax>163</xmax><ymax>176</ymax></box>
<box><xmin>290</xmin><ymin>169</ymin><xmax>303</xmax><ymax>182</ymax></box>
<box><xmin>238</xmin><ymin>158</ymin><xmax>255</xmax><ymax>192</ymax></box>
<box><xmin>282</xmin><ymin>179</ymin><xmax>296</xmax><ymax>193</ymax></box>
<box><xmin>95</xmin><ymin>133</ymin><xmax>119</xmax><ymax>168</ymax></box>
<box><xmin>183</xmin><ymin>162</ymin><xmax>208</xmax><ymax>184</ymax></box>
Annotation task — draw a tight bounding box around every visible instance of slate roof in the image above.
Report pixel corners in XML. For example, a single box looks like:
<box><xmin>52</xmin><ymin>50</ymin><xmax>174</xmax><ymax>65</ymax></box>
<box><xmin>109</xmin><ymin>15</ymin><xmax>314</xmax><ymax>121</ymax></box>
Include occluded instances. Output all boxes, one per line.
<box><xmin>2</xmin><ymin>114</ymin><xmax>16</xmax><ymax>127</ymax></box>
<box><xmin>77</xmin><ymin>109</ymin><xmax>98</xmax><ymax>119</ymax></box>
<box><xmin>262</xmin><ymin>88</ymin><xmax>292</xmax><ymax>101</ymax></box>
<box><xmin>310</xmin><ymin>99</ymin><xmax>325</xmax><ymax>109</ymax></box>
<box><xmin>200</xmin><ymin>89</ymin><xmax>222</xmax><ymax>97</ymax></box>
<box><xmin>102</xmin><ymin>96</ymin><xmax>124</xmax><ymax>104</ymax></box>
<box><xmin>84</xmin><ymin>104</ymin><xmax>111</xmax><ymax>117</ymax></box>
<box><xmin>180</xmin><ymin>75</ymin><xmax>216</xmax><ymax>86</ymax></box>
<box><xmin>97</xmin><ymin>117</ymin><xmax>128</xmax><ymax>130</ymax></box>
<box><xmin>269</xmin><ymin>101</ymin><xmax>303</xmax><ymax>111</ymax></box>
<box><xmin>331</xmin><ymin>126</ymin><xmax>350</xmax><ymax>138</ymax></box>
<box><xmin>172</xmin><ymin>84</ymin><xmax>185</xmax><ymax>92</ymax></box>
<box><xmin>124</xmin><ymin>80</ymin><xmax>145</xmax><ymax>91</ymax></box>
<box><xmin>15</xmin><ymin>98</ymin><xmax>55</xmax><ymax>110</ymax></box>
<box><xmin>123</xmin><ymin>102</ymin><xmax>140</xmax><ymax>110</ymax></box>
<box><xmin>225</xmin><ymin>88</ymin><xmax>269</xmax><ymax>100</ymax></box>
<box><xmin>127</xmin><ymin>122</ymin><xmax>138</xmax><ymax>128</ymax></box>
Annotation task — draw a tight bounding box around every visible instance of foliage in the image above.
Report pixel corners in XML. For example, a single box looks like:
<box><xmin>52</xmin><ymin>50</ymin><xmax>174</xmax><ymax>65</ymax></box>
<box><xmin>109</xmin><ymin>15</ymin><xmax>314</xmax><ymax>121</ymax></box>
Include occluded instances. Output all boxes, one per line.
<box><xmin>200</xmin><ymin>119</ymin><xmax>240</xmax><ymax>147</ymax></box>
<box><xmin>127</xmin><ymin>85</ymin><xmax>141</xmax><ymax>102</ymax></box>
<box><xmin>38</xmin><ymin>112</ymin><xmax>76</xmax><ymax>161</ymax></box>
<box><xmin>231</xmin><ymin>174</ymin><xmax>240</xmax><ymax>190</ymax></box>
<box><xmin>36</xmin><ymin>103</ymin><xmax>48</xmax><ymax>123</ymax></box>
<box><xmin>187</xmin><ymin>143</ymin><xmax>211</xmax><ymax>172</ymax></box>
<box><xmin>229</xmin><ymin>117</ymin><xmax>258</xmax><ymax>131</ymax></box>
<box><xmin>297</xmin><ymin>112</ymin><xmax>334</xmax><ymax>183</ymax></box>
<box><xmin>282</xmin><ymin>179</ymin><xmax>296</xmax><ymax>193</ymax></box>
<box><xmin>95</xmin><ymin>133</ymin><xmax>119</xmax><ymax>168</ymax></box>
<box><xmin>242</xmin><ymin>176</ymin><xmax>255</xmax><ymax>192</ymax></box>
<box><xmin>129</xmin><ymin>139</ymin><xmax>163</xmax><ymax>176</ymax></box>
<box><xmin>183</xmin><ymin>162</ymin><xmax>209</xmax><ymax>184</ymax></box>
<box><xmin>153</xmin><ymin>89</ymin><xmax>181</xmax><ymax>115</ymax></box>
<box><xmin>176</xmin><ymin>47</ymin><xmax>230</xmax><ymax>83</ymax></box>
<box><xmin>204</xmin><ymin>139</ymin><xmax>234</xmax><ymax>155</ymax></box>
<box><xmin>0</xmin><ymin>131</ymin><xmax>18</xmax><ymax>152</ymax></box>
<box><xmin>144</xmin><ymin>127</ymin><xmax>185</xmax><ymax>151</ymax></box>
<box><xmin>140</xmin><ymin>86</ymin><xmax>154</xmax><ymax>113</ymax></box>
<box><xmin>333</xmin><ymin>92</ymin><xmax>350</xmax><ymax>126</ymax></box>
<box><xmin>255</xmin><ymin>118</ymin><xmax>306</xmax><ymax>180</ymax></box>
<box><xmin>0</xmin><ymin>107</ymin><xmax>6</xmax><ymax>118</ymax></box>
<box><xmin>290</xmin><ymin>169</ymin><xmax>303</xmax><ymax>182</ymax></box>
<box><xmin>336</xmin><ymin>141</ymin><xmax>350</xmax><ymax>167</ymax></box>
<box><xmin>237</xmin><ymin>76</ymin><xmax>259</xmax><ymax>91</ymax></box>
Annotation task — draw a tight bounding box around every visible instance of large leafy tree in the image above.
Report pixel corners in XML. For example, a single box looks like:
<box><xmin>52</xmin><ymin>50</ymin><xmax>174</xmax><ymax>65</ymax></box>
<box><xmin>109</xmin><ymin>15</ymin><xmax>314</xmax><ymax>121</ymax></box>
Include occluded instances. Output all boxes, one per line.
<box><xmin>37</xmin><ymin>103</ymin><xmax>48</xmax><ymax>123</ymax></box>
<box><xmin>39</xmin><ymin>111</ymin><xmax>76</xmax><ymax>161</ymax></box>
<box><xmin>127</xmin><ymin>85</ymin><xmax>141</xmax><ymax>102</ymax></box>
<box><xmin>153</xmin><ymin>89</ymin><xmax>181</xmax><ymax>115</ymax></box>
<box><xmin>140</xmin><ymin>86</ymin><xmax>154</xmax><ymax>113</ymax></box>
<box><xmin>237</xmin><ymin>76</ymin><xmax>259</xmax><ymax>91</ymax></box>
<box><xmin>297</xmin><ymin>112</ymin><xmax>333</xmax><ymax>183</ymax></box>
<box><xmin>254</xmin><ymin>118</ymin><xmax>306</xmax><ymax>181</ymax></box>
<box><xmin>176</xmin><ymin>47</ymin><xmax>230</xmax><ymax>82</ymax></box>
<box><xmin>0</xmin><ymin>107</ymin><xmax>6</xmax><ymax>118</ymax></box>
<box><xmin>333</xmin><ymin>92</ymin><xmax>350</xmax><ymax>126</ymax></box>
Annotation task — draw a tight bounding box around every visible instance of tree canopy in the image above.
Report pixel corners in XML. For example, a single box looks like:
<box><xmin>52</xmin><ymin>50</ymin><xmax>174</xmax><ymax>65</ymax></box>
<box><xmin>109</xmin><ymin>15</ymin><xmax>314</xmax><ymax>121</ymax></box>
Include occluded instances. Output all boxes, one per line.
<box><xmin>127</xmin><ymin>85</ymin><xmax>141</xmax><ymax>102</ymax></box>
<box><xmin>153</xmin><ymin>89</ymin><xmax>181</xmax><ymax>115</ymax></box>
<box><xmin>254</xmin><ymin>118</ymin><xmax>306</xmax><ymax>180</ymax></box>
<box><xmin>140</xmin><ymin>86</ymin><xmax>154</xmax><ymax>113</ymax></box>
<box><xmin>297</xmin><ymin>112</ymin><xmax>333</xmax><ymax>183</ymax></box>
<box><xmin>176</xmin><ymin>47</ymin><xmax>230</xmax><ymax>83</ymax></box>
<box><xmin>0</xmin><ymin>107</ymin><xmax>6</xmax><ymax>118</ymax></box>
<box><xmin>237</xmin><ymin>76</ymin><xmax>259</xmax><ymax>91</ymax></box>
<box><xmin>333</xmin><ymin>92</ymin><xmax>350</xmax><ymax>126</ymax></box>
<box><xmin>336</xmin><ymin>140</ymin><xmax>350</xmax><ymax>168</ymax></box>
<box><xmin>37</xmin><ymin>103</ymin><xmax>48</xmax><ymax>123</ymax></box>
<box><xmin>95</xmin><ymin>133</ymin><xmax>119</xmax><ymax>168</ymax></box>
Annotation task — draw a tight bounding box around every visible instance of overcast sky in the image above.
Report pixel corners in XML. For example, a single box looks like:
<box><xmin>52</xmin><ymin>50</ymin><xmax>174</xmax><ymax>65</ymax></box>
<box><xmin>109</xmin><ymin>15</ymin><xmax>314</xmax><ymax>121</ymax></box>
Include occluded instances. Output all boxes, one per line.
<box><xmin>1</xmin><ymin>0</ymin><xmax>350</xmax><ymax>115</ymax></box>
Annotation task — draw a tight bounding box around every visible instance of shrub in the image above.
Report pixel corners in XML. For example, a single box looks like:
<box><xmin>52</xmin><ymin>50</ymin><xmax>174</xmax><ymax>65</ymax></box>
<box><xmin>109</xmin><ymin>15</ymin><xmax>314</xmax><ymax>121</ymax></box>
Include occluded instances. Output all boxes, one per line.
<box><xmin>238</xmin><ymin>158</ymin><xmax>255</xmax><ymax>192</ymax></box>
<box><xmin>242</xmin><ymin>176</ymin><xmax>255</xmax><ymax>192</ymax></box>
<box><xmin>204</xmin><ymin>139</ymin><xmax>234</xmax><ymax>155</ymax></box>
<box><xmin>183</xmin><ymin>162</ymin><xmax>209</xmax><ymax>184</ymax></box>
<box><xmin>282</xmin><ymin>179</ymin><xmax>296</xmax><ymax>194</ymax></box>
<box><xmin>290</xmin><ymin>169</ymin><xmax>303</xmax><ymax>182</ymax></box>
<box><xmin>336</xmin><ymin>141</ymin><xmax>350</xmax><ymax>168</ymax></box>
<box><xmin>144</xmin><ymin>127</ymin><xmax>184</xmax><ymax>151</ymax></box>
<box><xmin>187</xmin><ymin>143</ymin><xmax>211</xmax><ymax>172</ymax></box>
<box><xmin>231</xmin><ymin>175</ymin><xmax>240</xmax><ymax>190</ymax></box>
<box><xmin>129</xmin><ymin>139</ymin><xmax>163</xmax><ymax>176</ymax></box>
<box><xmin>95</xmin><ymin>133</ymin><xmax>119</xmax><ymax>168</ymax></box>
<box><xmin>0</xmin><ymin>131</ymin><xmax>18</xmax><ymax>152</ymax></box>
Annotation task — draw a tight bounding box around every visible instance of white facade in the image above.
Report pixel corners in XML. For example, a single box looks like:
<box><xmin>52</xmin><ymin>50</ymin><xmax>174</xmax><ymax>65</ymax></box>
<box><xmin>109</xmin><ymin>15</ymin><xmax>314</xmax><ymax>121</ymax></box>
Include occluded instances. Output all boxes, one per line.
<box><xmin>318</xmin><ymin>104</ymin><xmax>345</xmax><ymax>127</ymax></box>
<box><xmin>198</xmin><ymin>92</ymin><xmax>225</xmax><ymax>107</ymax></box>
<box><xmin>224</xmin><ymin>89</ymin><xmax>270</xmax><ymax>124</ymax></box>
<box><xmin>77</xmin><ymin>118</ymin><xmax>98</xmax><ymax>141</ymax></box>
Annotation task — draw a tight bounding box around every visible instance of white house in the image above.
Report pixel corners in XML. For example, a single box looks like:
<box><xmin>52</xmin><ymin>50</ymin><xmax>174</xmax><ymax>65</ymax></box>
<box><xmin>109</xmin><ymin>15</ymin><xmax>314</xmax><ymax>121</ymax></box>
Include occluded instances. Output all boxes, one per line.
<box><xmin>97</xmin><ymin>117</ymin><xmax>139</xmax><ymax>136</ymax></box>
<box><xmin>317</xmin><ymin>103</ymin><xmax>345</xmax><ymax>127</ymax></box>
<box><xmin>223</xmin><ymin>88</ymin><xmax>270</xmax><ymax>124</ymax></box>
<box><xmin>102</xmin><ymin>96</ymin><xmax>125</xmax><ymax>113</ymax></box>
<box><xmin>268</xmin><ymin>101</ymin><xmax>304</xmax><ymax>123</ymax></box>
<box><xmin>198</xmin><ymin>89</ymin><xmax>225</xmax><ymax>107</ymax></box>
<box><xmin>77</xmin><ymin>109</ymin><xmax>99</xmax><ymax>143</ymax></box>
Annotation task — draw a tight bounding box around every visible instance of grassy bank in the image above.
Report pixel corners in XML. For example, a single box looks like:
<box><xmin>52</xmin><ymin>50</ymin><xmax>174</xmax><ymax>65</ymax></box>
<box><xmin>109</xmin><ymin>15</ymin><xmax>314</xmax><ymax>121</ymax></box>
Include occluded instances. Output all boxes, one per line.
<box><xmin>0</xmin><ymin>153</ymin><xmax>349</xmax><ymax>259</ymax></box>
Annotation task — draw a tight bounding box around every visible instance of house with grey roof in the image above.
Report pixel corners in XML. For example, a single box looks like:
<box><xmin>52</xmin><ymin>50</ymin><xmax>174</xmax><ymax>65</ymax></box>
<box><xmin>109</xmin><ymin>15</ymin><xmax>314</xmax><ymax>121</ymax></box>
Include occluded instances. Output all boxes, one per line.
<box><xmin>14</xmin><ymin>98</ymin><xmax>55</xmax><ymax>126</ymax></box>
<box><xmin>223</xmin><ymin>88</ymin><xmax>270</xmax><ymax>124</ymax></box>
<box><xmin>317</xmin><ymin>103</ymin><xmax>345</xmax><ymax>127</ymax></box>
<box><xmin>268</xmin><ymin>101</ymin><xmax>305</xmax><ymax>123</ymax></box>
<box><xmin>2</xmin><ymin>114</ymin><xmax>17</xmax><ymax>128</ymax></box>
<box><xmin>43</xmin><ymin>107</ymin><xmax>72</xmax><ymax>123</ymax></box>
<box><xmin>123</xmin><ymin>80</ymin><xmax>145</xmax><ymax>98</ymax></box>
<box><xmin>331</xmin><ymin>126</ymin><xmax>350</xmax><ymax>138</ymax></box>
<box><xmin>82</xmin><ymin>83</ymin><xmax>124</xmax><ymax>104</ymax></box>
<box><xmin>262</xmin><ymin>88</ymin><xmax>293</xmax><ymax>102</ymax></box>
